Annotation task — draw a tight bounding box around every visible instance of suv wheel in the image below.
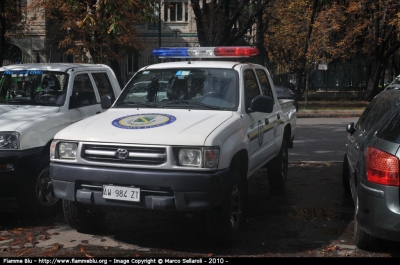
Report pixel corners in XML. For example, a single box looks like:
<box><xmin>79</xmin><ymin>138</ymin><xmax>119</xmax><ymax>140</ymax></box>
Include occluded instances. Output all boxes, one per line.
<box><xmin>16</xmin><ymin>156</ymin><xmax>60</xmax><ymax>216</ymax></box>
<box><xmin>267</xmin><ymin>139</ymin><xmax>288</xmax><ymax>189</ymax></box>
<box><xmin>342</xmin><ymin>154</ymin><xmax>351</xmax><ymax>195</ymax></box>
<box><xmin>206</xmin><ymin>169</ymin><xmax>243</xmax><ymax>246</ymax></box>
<box><xmin>354</xmin><ymin>192</ymin><xmax>379</xmax><ymax>250</ymax></box>
<box><xmin>63</xmin><ymin>200</ymin><xmax>106</xmax><ymax>231</ymax></box>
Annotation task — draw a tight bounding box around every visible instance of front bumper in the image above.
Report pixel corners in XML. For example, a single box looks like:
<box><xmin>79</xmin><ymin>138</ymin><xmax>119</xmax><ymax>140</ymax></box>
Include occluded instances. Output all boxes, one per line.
<box><xmin>50</xmin><ymin>162</ymin><xmax>231</xmax><ymax>211</ymax></box>
<box><xmin>357</xmin><ymin>182</ymin><xmax>400</xmax><ymax>243</ymax></box>
<box><xmin>0</xmin><ymin>147</ymin><xmax>43</xmax><ymax>192</ymax></box>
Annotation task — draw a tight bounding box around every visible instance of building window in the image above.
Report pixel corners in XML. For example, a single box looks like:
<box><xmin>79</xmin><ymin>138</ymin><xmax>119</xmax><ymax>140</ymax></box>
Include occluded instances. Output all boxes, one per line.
<box><xmin>166</xmin><ymin>1</ymin><xmax>188</xmax><ymax>22</ymax></box>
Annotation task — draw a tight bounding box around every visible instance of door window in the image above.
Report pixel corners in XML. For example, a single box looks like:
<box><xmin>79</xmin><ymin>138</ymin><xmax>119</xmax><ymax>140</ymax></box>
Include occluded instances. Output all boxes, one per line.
<box><xmin>91</xmin><ymin>72</ymin><xmax>114</xmax><ymax>99</ymax></box>
<box><xmin>243</xmin><ymin>69</ymin><xmax>260</xmax><ymax>111</ymax></box>
<box><xmin>376</xmin><ymin>109</ymin><xmax>400</xmax><ymax>144</ymax></box>
<box><xmin>71</xmin><ymin>73</ymin><xmax>96</xmax><ymax>108</ymax></box>
<box><xmin>356</xmin><ymin>97</ymin><xmax>390</xmax><ymax>132</ymax></box>
<box><xmin>255</xmin><ymin>69</ymin><xmax>274</xmax><ymax>101</ymax></box>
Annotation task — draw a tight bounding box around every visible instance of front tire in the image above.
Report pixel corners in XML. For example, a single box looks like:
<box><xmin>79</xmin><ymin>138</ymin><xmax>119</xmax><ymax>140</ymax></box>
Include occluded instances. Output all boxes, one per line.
<box><xmin>16</xmin><ymin>156</ymin><xmax>60</xmax><ymax>216</ymax></box>
<box><xmin>267</xmin><ymin>139</ymin><xmax>288</xmax><ymax>189</ymax></box>
<box><xmin>63</xmin><ymin>200</ymin><xmax>106</xmax><ymax>231</ymax></box>
<box><xmin>206</xmin><ymin>169</ymin><xmax>243</xmax><ymax>246</ymax></box>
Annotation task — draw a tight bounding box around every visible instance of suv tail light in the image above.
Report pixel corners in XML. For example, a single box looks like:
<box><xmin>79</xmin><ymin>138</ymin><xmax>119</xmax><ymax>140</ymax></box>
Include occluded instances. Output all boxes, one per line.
<box><xmin>366</xmin><ymin>147</ymin><xmax>400</xmax><ymax>186</ymax></box>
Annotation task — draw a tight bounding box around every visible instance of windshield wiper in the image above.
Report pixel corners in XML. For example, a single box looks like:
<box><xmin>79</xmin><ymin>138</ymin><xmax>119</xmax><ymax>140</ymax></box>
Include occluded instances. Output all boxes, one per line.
<box><xmin>115</xmin><ymin>101</ymin><xmax>161</xmax><ymax>108</ymax></box>
<box><xmin>166</xmin><ymin>100</ymin><xmax>224</xmax><ymax>110</ymax></box>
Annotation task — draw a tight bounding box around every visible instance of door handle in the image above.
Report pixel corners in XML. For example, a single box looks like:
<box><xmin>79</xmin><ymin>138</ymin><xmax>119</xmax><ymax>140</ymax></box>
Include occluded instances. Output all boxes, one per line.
<box><xmin>277</xmin><ymin>113</ymin><xmax>280</xmax><ymax>120</ymax></box>
<box><xmin>96</xmin><ymin>111</ymin><xmax>101</xmax><ymax>114</ymax></box>
<box><xmin>265</xmin><ymin>118</ymin><xmax>269</xmax><ymax>125</ymax></box>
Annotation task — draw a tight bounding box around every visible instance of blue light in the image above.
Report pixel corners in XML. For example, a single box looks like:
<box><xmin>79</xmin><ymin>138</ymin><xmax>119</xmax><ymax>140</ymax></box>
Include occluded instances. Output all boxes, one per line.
<box><xmin>152</xmin><ymin>48</ymin><xmax>189</xmax><ymax>58</ymax></box>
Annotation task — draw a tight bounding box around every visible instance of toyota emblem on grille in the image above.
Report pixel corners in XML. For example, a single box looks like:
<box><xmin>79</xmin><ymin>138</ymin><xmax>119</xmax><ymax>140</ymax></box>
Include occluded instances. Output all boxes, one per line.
<box><xmin>115</xmin><ymin>148</ymin><xmax>129</xmax><ymax>159</ymax></box>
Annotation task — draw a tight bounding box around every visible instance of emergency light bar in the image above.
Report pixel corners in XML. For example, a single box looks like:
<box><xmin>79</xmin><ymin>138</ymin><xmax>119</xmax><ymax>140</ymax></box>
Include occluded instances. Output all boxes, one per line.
<box><xmin>152</xmin><ymin>46</ymin><xmax>259</xmax><ymax>58</ymax></box>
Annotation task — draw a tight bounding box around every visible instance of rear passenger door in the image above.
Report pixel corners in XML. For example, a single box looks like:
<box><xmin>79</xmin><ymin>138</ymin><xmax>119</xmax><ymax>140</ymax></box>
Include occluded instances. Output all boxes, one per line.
<box><xmin>255</xmin><ymin>68</ymin><xmax>282</xmax><ymax>156</ymax></box>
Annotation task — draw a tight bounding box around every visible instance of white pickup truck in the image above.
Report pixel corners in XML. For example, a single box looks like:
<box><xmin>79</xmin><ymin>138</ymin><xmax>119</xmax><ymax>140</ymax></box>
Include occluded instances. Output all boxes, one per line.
<box><xmin>0</xmin><ymin>63</ymin><xmax>121</xmax><ymax>215</ymax></box>
<box><xmin>50</xmin><ymin>47</ymin><xmax>297</xmax><ymax>245</ymax></box>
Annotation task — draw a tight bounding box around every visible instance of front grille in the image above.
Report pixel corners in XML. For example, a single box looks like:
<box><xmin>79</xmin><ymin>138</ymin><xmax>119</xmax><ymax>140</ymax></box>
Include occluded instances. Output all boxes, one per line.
<box><xmin>81</xmin><ymin>144</ymin><xmax>167</xmax><ymax>165</ymax></box>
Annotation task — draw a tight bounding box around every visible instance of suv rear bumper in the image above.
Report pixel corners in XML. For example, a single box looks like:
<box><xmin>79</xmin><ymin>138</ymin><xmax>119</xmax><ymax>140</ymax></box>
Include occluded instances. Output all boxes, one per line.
<box><xmin>357</xmin><ymin>183</ymin><xmax>400</xmax><ymax>243</ymax></box>
<box><xmin>50</xmin><ymin>162</ymin><xmax>231</xmax><ymax>211</ymax></box>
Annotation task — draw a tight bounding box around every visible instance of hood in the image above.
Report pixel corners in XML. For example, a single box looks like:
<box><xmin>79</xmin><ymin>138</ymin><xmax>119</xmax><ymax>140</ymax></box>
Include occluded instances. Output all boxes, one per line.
<box><xmin>55</xmin><ymin>108</ymin><xmax>233</xmax><ymax>146</ymax></box>
<box><xmin>0</xmin><ymin>104</ymin><xmax>60</xmax><ymax>131</ymax></box>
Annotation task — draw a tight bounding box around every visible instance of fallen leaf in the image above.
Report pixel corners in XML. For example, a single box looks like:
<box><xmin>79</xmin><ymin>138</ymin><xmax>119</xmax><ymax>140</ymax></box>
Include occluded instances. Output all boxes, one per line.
<box><xmin>85</xmin><ymin>254</ymin><xmax>94</xmax><ymax>258</ymax></box>
<box><xmin>18</xmin><ymin>248</ymin><xmax>32</xmax><ymax>256</ymax></box>
<box><xmin>135</xmin><ymin>253</ymin><xmax>140</xmax><ymax>257</ymax></box>
<box><xmin>104</xmin><ymin>246</ymin><xmax>109</xmax><ymax>250</ymax></box>
<box><xmin>325</xmin><ymin>245</ymin><xmax>339</xmax><ymax>251</ymax></box>
<box><xmin>80</xmin><ymin>246</ymin><xmax>85</xmax><ymax>252</ymax></box>
<box><xmin>0</xmin><ymin>236</ymin><xmax>8</xmax><ymax>241</ymax></box>
<box><xmin>40</xmin><ymin>235</ymin><xmax>51</xmax><ymax>240</ymax></box>
<box><xmin>52</xmin><ymin>243</ymin><xmax>62</xmax><ymax>251</ymax></box>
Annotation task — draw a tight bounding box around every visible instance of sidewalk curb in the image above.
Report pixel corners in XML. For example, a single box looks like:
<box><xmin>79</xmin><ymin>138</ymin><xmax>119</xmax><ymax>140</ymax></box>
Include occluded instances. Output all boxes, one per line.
<box><xmin>297</xmin><ymin>110</ymin><xmax>363</xmax><ymax>118</ymax></box>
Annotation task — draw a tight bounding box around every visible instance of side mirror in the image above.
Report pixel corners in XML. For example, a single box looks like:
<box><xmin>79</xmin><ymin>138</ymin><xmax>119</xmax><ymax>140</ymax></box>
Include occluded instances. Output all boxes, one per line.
<box><xmin>101</xmin><ymin>93</ymin><xmax>115</xmax><ymax>109</ymax></box>
<box><xmin>248</xmin><ymin>95</ymin><xmax>274</xmax><ymax>113</ymax></box>
<box><xmin>346</xmin><ymin>122</ymin><xmax>356</xmax><ymax>135</ymax></box>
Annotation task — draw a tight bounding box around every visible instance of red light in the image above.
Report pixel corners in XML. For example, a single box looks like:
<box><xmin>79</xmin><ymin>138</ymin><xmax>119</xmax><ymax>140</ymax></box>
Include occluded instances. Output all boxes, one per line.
<box><xmin>366</xmin><ymin>147</ymin><xmax>400</xmax><ymax>186</ymax></box>
<box><xmin>214</xmin><ymin>47</ymin><xmax>259</xmax><ymax>57</ymax></box>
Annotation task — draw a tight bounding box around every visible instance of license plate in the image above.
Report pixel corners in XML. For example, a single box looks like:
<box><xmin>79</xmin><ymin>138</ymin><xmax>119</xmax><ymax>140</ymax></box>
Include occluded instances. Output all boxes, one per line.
<box><xmin>102</xmin><ymin>185</ymin><xmax>140</xmax><ymax>202</ymax></box>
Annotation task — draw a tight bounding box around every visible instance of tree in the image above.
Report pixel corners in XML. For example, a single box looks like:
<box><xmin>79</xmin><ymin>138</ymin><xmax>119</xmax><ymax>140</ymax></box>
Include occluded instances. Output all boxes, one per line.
<box><xmin>190</xmin><ymin>0</ymin><xmax>272</xmax><ymax>46</ymax></box>
<box><xmin>28</xmin><ymin>0</ymin><xmax>154</xmax><ymax>86</ymax></box>
<box><xmin>264</xmin><ymin>0</ymin><xmax>324</xmax><ymax>106</ymax></box>
<box><xmin>313</xmin><ymin>0</ymin><xmax>400</xmax><ymax>100</ymax></box>
<box><xmin>0</xmin><ymin>0</ymin><xmax>27</xmax><ymax>66</ymax></box>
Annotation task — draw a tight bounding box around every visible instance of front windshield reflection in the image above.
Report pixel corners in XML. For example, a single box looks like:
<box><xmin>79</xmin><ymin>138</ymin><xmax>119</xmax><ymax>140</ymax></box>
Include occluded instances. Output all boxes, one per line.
<box><xmin>0</xmin><ymin>70</ymin><xmax>69</xmax><ymax>106</ymax></box>
<box><xmin>116</xmin><ymin>68</ymin><xmax>238</xmax><ymax>110</ymax></box>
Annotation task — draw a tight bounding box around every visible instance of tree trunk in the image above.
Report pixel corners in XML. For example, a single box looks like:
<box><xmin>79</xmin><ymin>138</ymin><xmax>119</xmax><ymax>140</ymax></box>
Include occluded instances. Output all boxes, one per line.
<box><xmin>365</xmin><ymin>57</ymin><xmax>384</xmax><ymax>101</ymax></box>
<box><xmin>305</xmin><ymin>71</ymin><xmax>309</xmax><ymax>108</ymax></box>
<box><xmin>0</xmin><ymin>0</ymin><xmax>6</xmax><ymax>67</ymax></box>
<box><xmin>110</xmin><ymin>44</ymin><xmax>123</xmax><ymax>88</ymax></box>
<box><xmin>191</xmin><ymin>0</ymin><xmax>209</xmax><ymax>46</ymax></box>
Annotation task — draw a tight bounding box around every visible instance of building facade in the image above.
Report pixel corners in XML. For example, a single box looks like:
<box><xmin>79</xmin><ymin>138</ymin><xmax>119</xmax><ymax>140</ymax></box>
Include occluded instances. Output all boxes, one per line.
<box><xmin>5</xmin><ymin>0</ymin><xmax>205</xmax><ymax>85</ymax></box>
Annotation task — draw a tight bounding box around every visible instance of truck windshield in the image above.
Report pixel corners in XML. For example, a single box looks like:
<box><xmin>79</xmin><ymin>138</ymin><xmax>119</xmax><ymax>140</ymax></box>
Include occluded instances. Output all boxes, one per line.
<box><xmin>0</xmin><ymin>70</ymin><xmax>69</xmax><ymax>106</ymax></box>
<box><xmin>116</xmin><ymin>68</ymin><xmax>238</xmax><ymax>110</ymax></box>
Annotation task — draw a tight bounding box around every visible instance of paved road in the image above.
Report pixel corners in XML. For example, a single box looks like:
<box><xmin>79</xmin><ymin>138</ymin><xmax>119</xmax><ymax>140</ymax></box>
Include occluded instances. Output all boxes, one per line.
<box><xmin>3</xmin><ymin>117</ymin><xmax>400</xmax><ymax>258</ymax></box>
<box><xmin>289</xmin><ymin>117</ymin><xmax>359</xmax><ymax>162</ymax></box>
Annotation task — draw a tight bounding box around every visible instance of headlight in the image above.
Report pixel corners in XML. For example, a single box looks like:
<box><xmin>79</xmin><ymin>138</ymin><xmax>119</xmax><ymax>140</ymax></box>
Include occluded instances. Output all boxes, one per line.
<box><xmin>0</xmin><ymin>132</ymin><xmax>20</xmax><ymax>150</ymax></box>
<box><xmin>179</xmin><ymin>149</ymin><xmax>202</xmax><ymax>167</ymax></box>
<box><xmin>177</xmin><ymin>147</ymin><xmax>220</xmax><ymax>168</ymax></box>
<box><xmin>58</xmin><ymin>142</ymin><xmax>78</xmax><ymax>160</ymax></box>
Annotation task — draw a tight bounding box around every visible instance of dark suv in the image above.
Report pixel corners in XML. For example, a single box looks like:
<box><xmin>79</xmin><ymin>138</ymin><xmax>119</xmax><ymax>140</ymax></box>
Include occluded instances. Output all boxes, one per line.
<box><xmin>342</xmin><ymin>89</ymin><xmax>400</xmax><ymax>250</ymax></box>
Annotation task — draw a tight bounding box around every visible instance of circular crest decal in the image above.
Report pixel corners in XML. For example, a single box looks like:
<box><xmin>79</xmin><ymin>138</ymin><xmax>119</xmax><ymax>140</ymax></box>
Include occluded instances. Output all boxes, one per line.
<box><xmin>112</xmin><ymin>113</ymin><xmax>176</xmax><ymax>129</ymax></box>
